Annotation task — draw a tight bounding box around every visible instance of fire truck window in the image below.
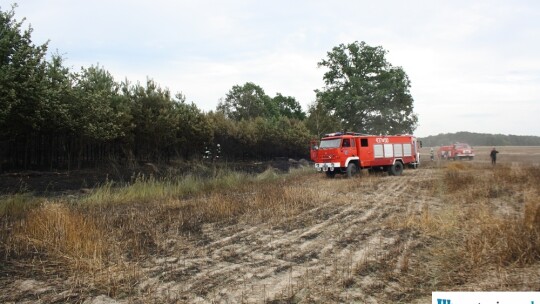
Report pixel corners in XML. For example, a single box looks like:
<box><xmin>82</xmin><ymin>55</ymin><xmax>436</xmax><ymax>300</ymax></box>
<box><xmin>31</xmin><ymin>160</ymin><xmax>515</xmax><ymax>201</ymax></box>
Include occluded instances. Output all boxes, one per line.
<box><xmin>361</xmin><ymin>138</ymin><xmax>368</xmax><ymax>147</ymax></box>
<box><xmin>342</xmin><ymin>139</ymin><xmax>350</xmax><ymax>147</ymax></box>
<box><xmin>320</xmin><ymin>139</ymin><xmax>341</xmax><ymax>149</ymax></box>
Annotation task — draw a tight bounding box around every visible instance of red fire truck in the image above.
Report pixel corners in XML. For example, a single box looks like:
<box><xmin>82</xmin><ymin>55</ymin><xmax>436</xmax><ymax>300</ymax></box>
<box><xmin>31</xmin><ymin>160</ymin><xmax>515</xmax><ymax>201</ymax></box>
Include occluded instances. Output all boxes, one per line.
<box><xmin>437</xmin><ymin>143</ymin><xmax>474</xmax><ymax>160</ymax></box>
<box><xmin>310</xmin><ymin>132</ymin><xmax>421</xmax><ymax>178</ymax></box>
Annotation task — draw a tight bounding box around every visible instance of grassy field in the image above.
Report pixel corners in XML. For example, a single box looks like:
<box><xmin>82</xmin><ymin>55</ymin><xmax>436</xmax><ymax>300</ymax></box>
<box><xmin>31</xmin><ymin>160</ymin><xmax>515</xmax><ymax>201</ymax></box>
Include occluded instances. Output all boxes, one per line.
<box><xmin>1</xmin><ymin>149</ymin><xmax>539</xmax><ymax>303</ymax></box>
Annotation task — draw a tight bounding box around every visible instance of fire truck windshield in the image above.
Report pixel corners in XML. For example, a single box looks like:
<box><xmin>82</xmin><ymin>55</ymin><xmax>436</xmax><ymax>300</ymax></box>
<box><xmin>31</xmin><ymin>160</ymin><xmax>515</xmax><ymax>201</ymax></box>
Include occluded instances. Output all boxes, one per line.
<box><xmin>455</xmin><ymin>144</ymin><xmax>471</xmax><ymax>149</ymax></box>
<box><xmin>319</xmin><ymin>138</ymin><xmax>341</xmax><ymax>149</ymax></box>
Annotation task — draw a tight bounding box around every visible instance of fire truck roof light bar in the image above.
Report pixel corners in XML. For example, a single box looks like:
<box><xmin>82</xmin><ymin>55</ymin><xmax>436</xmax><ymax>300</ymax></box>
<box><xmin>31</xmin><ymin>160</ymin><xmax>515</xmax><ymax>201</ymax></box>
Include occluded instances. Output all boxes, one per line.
<box><xmin>323</xmin><ymin>132</ymin><xmax>372</xmax><ymax>137</ymax></box>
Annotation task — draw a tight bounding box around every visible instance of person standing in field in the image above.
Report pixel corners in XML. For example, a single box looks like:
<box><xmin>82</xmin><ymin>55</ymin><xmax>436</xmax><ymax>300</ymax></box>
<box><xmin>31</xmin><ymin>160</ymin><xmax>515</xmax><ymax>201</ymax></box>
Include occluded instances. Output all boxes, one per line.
<box><xmin>490</xmin><ymin>147</ymin><xmax>499</xmax><ymax>165</ymax></box>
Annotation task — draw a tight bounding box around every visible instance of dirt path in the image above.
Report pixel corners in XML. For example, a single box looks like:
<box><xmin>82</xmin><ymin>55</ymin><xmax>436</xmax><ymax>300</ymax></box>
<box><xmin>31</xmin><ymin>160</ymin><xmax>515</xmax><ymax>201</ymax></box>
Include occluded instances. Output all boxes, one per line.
<box><xmin>131</xmin><ymin>168</ymin><xmax>439</xmax><ymax>303</ymax></box>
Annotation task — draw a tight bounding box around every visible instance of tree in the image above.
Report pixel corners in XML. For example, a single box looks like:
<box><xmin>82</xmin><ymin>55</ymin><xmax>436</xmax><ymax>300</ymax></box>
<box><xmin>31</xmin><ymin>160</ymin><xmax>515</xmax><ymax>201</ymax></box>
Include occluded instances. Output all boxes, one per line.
<box><xmin>42</xmin><ymin>54</ymin><xmax>74</xmax><ymax>132</ymax></box>
<box><xmin>316</xmin><ymin>41</ymin><xmax>417</xmax><ymax>135</ymax></box>
<box><xmin>273</xmin><ymin>93</ymin><xmax>306</xmax><ymax>120</ymax></box>
<box><xmin>70</xmin><ymin>65</ymin><xmax>126</xmax><ymax>140</ymax></box>
<box><xmin>206</xmin><ymin>111</ymin><xmax>242</xmax><ymax>159</ymax></box>
<box><xmin>174</xmin><ymin>94</ymin><xmax>213</xmax><ymax>160</ymax></box>
<box><xmin>217</xmin><ymin>82</ymin><xmax>276</xmax><ymax>120</ymax></box>
<box><xmin>305</xmin><ymin>99</ymin><xmax>342</xmax><ymax>139</ymax></box>
<box><xmin>129</xmin><ymin>79</ymin><xmax>179</xmax><ymax>160</ymax></box>
<box><xmin>0</xmin><ymin>4</ymin><xmax>49</xmax><ymax>136</ymax></box>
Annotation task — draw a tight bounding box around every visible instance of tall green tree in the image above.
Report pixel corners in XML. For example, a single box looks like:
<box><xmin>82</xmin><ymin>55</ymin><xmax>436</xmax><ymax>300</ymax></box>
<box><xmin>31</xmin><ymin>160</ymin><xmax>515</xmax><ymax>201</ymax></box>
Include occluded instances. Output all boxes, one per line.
<box><xmin>41</xmin><ymin>54</ymin><xmax>73</xmax><ymax>132</ymax></box>
<box><xmin>129</xmin><ymin>79</ymin><xmax>178</xmax><ymax>160</ymax></box>
<box><xmin>0</xmin><ymin>5</ymin><xmax>49</xmax><ymax>136</ymax></box>
<box><xmin>217</xmin><ymin>82</ymin><xmax>277</xmax><ymax>120</ymax></box>
<box><xmin>316</xmin><ymin>41</ymin><xmax>418</xmax><ymax>135</ymax></box>
<box><xmin>70</xmin><ymin>65</ymin><xmax>126</xmax><ymax>140</ymax></box>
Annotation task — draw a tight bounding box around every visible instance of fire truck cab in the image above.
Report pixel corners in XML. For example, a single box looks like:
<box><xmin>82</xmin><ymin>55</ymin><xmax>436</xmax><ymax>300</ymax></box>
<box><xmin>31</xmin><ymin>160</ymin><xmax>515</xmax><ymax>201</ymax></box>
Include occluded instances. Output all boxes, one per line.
<box><xmin>310</xmin><ymin>132</ymin><xmax>420</xmax><ymax>178</ymax></box>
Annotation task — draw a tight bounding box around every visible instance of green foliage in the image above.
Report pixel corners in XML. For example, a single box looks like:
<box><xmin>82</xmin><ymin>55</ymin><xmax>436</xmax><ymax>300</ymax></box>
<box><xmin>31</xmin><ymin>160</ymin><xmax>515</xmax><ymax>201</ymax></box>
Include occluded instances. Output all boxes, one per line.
<box><xmin>316</xmin><ymin>41</ymin><xmax>418</xmax><ymax>135</ymax></box>
<box><xmin>209</xmin><ymin>115</ymin><xmax>311</xmax><ymax>160</ymax></box>
<box><xmin>175</xmin><ymin>96</ymin><xmax>213</xmax><ymax>160</ymax></box>
<box><xmin>42</xmin><ymin>54</ymin><xmax>74</xmax><ymax>132</ymax></box>
<box><xmin>129</xmin><ymin>79</ymin><xmax>179</xmax><ymax>159</ymax></box>
<box><xmin>71</xmin><ymin>65</ymin><xmax>126</xmax><ymax>140</ymax></box>
<box><xmin>0</xmin><ymin>4</ymin><xmax>49</xmax><ymax>135</ymax></box>
<box><xmin>125</xmin><ymin>82</ymin><xmax>213</xmax><ymax>160</ymax></box>
<box><xmin>273</xmin><ymin>93</ymin><xmax>306</xmax><ymax>120</ymax></box>
<box><xmin>211</xmin><ymin>82</ymin><xmax>312</xmax><ymax>160</ymax></box>
<box><xmin>420</xmin><ymin>131</ymin><xmax>540</xmax><ymax>147</ymax></box>
<box><xmin>206</xmin><ymin>111</ymin><xmax>242</xmax><ymax>159</ymax></box>
<box><xmin>305</xmin><ymin>100</ymin><xmax>342</xmax><ymax>139</ymax></box>
<box><xmin>217</xmin><ymin>82</ymin><xmax>275</xmax><ymax>120</ymax></box>
<box><xmin>217</xmin><ymin>82</ymin><xmax>307</xmax><ymax>122</ymax></box>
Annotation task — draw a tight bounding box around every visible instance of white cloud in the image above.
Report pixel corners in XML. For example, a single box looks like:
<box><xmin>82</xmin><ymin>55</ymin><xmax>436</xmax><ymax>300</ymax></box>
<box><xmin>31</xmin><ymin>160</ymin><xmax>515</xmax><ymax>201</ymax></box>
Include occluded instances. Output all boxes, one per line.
<box><xmin>112</xmin><ymin>48</ymin><xmax>324</xmax><ymax>111</ymax></box>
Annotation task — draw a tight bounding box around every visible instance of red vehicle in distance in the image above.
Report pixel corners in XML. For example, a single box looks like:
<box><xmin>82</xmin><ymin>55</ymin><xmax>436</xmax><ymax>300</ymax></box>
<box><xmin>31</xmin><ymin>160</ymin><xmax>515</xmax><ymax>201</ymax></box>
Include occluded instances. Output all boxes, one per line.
<box><xmin>437</xmin><ymin>143</ymin><xmax>474</xmax><ymax>160</ymax></box>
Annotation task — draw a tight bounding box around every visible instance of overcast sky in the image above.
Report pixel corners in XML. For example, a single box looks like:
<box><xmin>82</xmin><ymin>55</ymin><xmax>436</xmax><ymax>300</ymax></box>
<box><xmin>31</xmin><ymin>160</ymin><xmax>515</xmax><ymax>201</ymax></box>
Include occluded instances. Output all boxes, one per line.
<box><xmin>8</xmin><ymin>0</ymin><xmax>540</xmax><ymax>137</ymax></box>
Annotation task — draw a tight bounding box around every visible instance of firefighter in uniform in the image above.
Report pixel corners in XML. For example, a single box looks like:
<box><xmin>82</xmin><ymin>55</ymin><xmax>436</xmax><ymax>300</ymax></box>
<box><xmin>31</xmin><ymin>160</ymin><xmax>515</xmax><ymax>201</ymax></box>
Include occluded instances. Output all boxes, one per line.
<box><xmin>490</xmin><ymin>147</ymin><xmax>499</xmax><ymax>165</ymax></box>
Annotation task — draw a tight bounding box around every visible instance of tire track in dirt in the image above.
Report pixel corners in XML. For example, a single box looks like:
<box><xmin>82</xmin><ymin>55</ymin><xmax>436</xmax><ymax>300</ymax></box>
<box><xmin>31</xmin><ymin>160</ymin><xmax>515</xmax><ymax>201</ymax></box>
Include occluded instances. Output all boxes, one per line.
<box><xmin>138</xmin><ymin>169</ymin><xmax>440</xmax><ymax>303</ymax></box>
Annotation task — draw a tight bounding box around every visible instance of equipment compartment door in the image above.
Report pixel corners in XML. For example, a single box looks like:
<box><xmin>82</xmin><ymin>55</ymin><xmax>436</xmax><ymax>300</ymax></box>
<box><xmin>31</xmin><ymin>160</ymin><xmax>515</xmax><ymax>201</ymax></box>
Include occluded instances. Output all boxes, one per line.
<box><xmin>359</xmin><ymin>137</ymin><xmax>373</xmax><ymax>166</ymax></box>
<box><xmin>341</xmin><ymin>138</ymin><xmax>355</xmax><ymax>158</ymax></box>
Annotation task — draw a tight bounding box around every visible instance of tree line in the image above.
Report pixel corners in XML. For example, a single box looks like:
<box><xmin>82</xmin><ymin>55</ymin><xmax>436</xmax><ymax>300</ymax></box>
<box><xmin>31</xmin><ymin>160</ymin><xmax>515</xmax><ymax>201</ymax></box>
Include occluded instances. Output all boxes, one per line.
<box><xmin>0</xmin><ymin>5</ymin><xmax>417</xmax><ymax>171</ymax></box>
<box><xmin>420</xmin><ymin>131</ymin><xmax>540</xmax><ymax>147</ymax></box>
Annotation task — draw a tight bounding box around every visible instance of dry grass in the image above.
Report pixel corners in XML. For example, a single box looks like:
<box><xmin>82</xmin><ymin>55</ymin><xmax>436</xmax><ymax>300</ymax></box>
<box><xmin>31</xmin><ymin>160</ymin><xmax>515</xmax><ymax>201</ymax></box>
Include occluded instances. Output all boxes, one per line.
<box><xmin>1</xmin><ymin>194</ymin><xmax>43</xmax><ymax>261</ymax></box>
<box><xmin>0</xmin><ymin>193</ymin><xmax>42</xmax><ymax>220</ymax></box>
<box><xmin>81</xmin><ymin>169</ymin><xmax>250</xmax><ymax>206</ymax></box>
<box><xmin>402</xmin><ymin>162</ymin><xmax>540</xmax><ymax>292</ymax></box>
<box><xmin>8</xmin><ymin>203</ymin><xmax>107</xmax><ymax>270</ymax></box>
<box><xmin>0</xmin><ymin>166</ymin><xmax>317</xmax><ymax>298</ymax></box>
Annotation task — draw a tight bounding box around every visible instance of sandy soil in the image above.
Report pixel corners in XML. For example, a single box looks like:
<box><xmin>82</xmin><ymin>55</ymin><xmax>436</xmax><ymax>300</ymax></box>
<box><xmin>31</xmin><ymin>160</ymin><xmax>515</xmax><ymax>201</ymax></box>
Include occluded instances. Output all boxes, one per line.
<box><xmin>135</xmin><ymin>171</ymin><xmax>433</xmax><ymax>303</ymax></box>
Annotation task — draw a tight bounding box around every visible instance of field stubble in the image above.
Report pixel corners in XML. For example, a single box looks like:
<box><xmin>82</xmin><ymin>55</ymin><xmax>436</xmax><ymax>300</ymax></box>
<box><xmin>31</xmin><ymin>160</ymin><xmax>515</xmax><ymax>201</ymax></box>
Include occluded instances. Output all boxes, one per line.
<box><xmin>1</xmin><ymin>152</ymin><xmax>539</xmax><ymax>303</ymax></box>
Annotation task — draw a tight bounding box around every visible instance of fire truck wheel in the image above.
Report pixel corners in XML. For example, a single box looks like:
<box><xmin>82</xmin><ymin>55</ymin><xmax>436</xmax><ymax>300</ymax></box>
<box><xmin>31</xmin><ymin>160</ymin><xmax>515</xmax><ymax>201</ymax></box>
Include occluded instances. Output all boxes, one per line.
<box><xmin>389</xmin><ymin>162</ymin><xmax>403</xmax><ymax>176</ymax></box>
<box><xmin>346</xmin><ymin>163</ymin><xmax>358</xmax><ymax>178</ymax></box>
<box><xmin>325</xmin><ymin>171</ymin><xmax>336</xmax><ymax>178</ymax></box>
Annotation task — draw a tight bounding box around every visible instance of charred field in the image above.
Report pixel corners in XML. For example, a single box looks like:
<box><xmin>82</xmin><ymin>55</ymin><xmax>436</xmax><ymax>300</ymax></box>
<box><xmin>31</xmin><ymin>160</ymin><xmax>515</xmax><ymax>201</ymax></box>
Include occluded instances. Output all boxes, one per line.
<box><xmin>1</xmin><ymin>147</ymin><xmax>539</xmax><ymax>303</ymax></box>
